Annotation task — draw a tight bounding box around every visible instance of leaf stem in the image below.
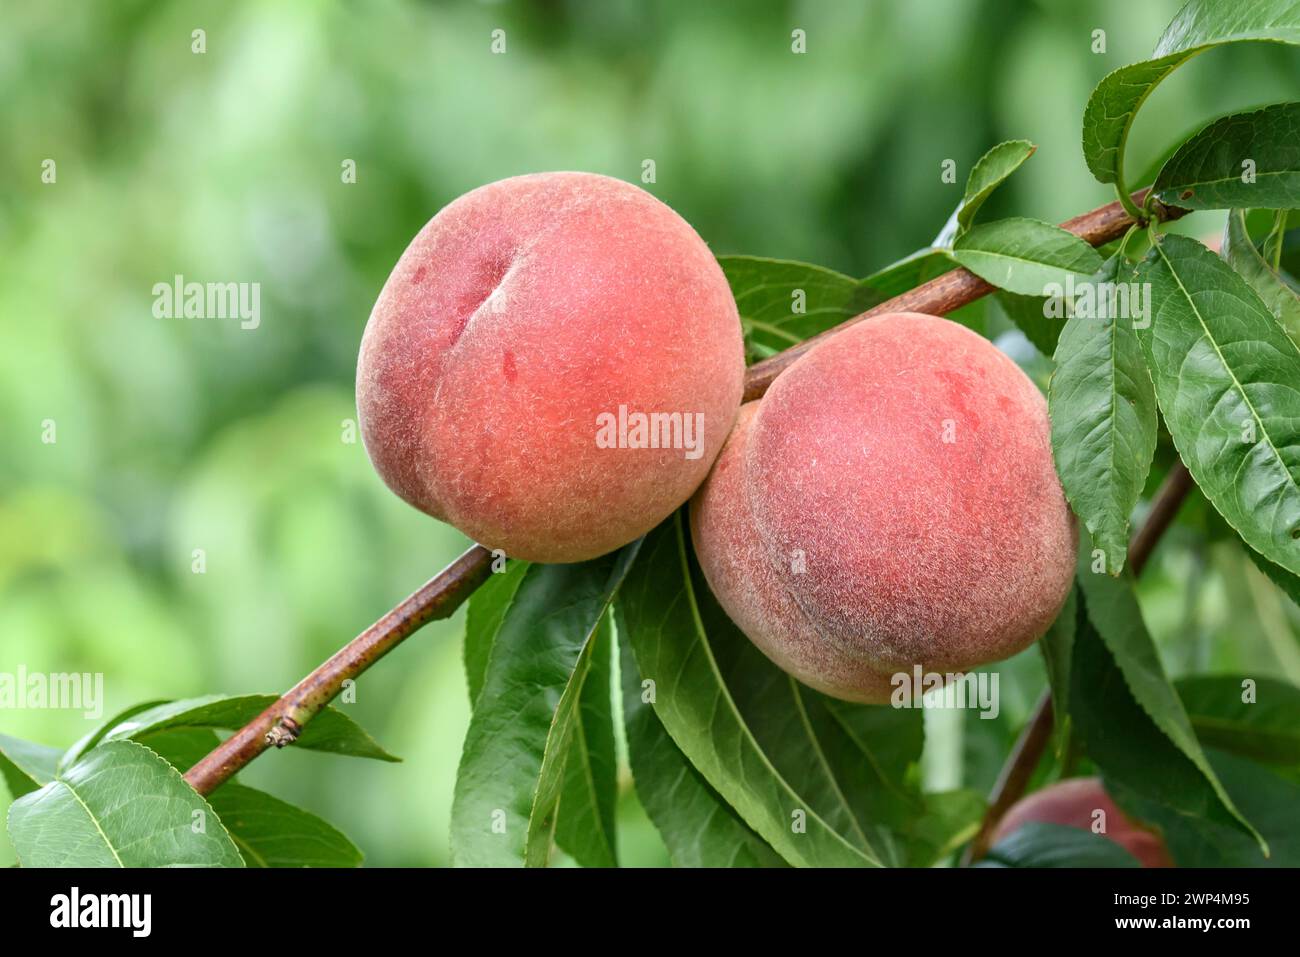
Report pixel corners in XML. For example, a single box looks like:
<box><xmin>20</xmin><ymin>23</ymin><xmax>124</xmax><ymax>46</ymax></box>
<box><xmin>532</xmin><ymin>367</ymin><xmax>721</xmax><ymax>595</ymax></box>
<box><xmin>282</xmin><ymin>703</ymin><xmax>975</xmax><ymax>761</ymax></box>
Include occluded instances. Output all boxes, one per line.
<box><xmin>1263</xmin><ymin>209</ymin><xmax>1287</xmax><ymax>273</ymax></box>
<box><xmin>182</xmin><ymin>188</ymin><xmax>1187</xmax><ymax>798</ymax></box>
<box><xmin>1116</xmin><ymin>182</ymin><xmax>1146</xmax><ymax>223</ymax></box>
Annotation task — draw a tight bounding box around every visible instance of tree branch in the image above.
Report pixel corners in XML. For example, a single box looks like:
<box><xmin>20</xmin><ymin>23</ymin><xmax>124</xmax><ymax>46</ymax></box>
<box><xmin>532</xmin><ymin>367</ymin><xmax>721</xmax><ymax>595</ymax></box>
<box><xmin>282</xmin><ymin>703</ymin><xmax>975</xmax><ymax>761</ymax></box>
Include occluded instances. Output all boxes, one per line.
<box><xmin>743</xmin><ymin>188</ymin><xmax>1184</xmax><ymax>399</ymax></box>
<box><xmin>184</xmin><ymin>189</ymin><xmax>1185</xmax><ymax>797</ymax></box>
<box><xmin>184</xmin><ymin>545</ymin><xmax>493</xmax><ymax>795</ymax></box>
<box><xmin>961</xmin><ymin>460</ymin><xmax>1194</xmax><ymax>864</ymax></box>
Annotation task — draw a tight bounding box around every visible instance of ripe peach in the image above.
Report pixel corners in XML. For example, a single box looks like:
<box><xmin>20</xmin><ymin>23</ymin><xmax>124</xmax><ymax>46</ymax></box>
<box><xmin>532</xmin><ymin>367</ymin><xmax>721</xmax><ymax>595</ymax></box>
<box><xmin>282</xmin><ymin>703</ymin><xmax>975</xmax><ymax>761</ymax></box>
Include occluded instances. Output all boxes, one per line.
<box><xmin>992</xmin><ymin>777</ymin><xmax>1174</xmax><ymax>867</ymax></box>
<box><xmin>357</xmin><ymin>172</ymin><xmax>744</xmax><ymax>562</ymax></box>
<box><xmin>690</xmin><ymin>312</ymin><xmax>1075</xmax><ymax>702</ymax></box>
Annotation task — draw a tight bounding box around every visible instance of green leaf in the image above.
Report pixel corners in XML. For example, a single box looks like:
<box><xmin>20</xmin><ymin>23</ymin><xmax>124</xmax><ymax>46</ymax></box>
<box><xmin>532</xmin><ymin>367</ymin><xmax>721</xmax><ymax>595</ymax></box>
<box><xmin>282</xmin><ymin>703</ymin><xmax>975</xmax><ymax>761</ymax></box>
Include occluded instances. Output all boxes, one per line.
<box><xmin>554</xmin><ymin>611</ymin><xmax>619</xmax><ymax>868</ymax></box>
<box><xmin>0</xmin><ymin>734</ymin><xmax>61</xmax><ymax>799</ymax></box>
<box><xmin>464</xmin><ymin>559</ymin><xmax>529</xmax><ymax>705</ymax></box>
<box><xmin>980</xmin><ymin>822</ymin><xmax>1141</xmax><ymax>868</ymax></box>
<box><xmin>1072</xmin><ymin>573</ymin><xmax>1265</xmax><ymax>851</ymax></box>
<box><xmin>1222</xmin><ymin>208</ymin><xmax>1300</xmax><ymax>347</ymax></box>
<box><xmin>617</xmin><ymin>513</ymin><xmax>881</xmax><ymax>867</ymax></box>
<box><xmin>465</xmin><ymin>561</ymin><xmax>621</xmax><ymax>867</ymax></box>
<box><xmin>208</xmin><ymin>784</ymin><xmax>363</xmax><ymax>868</ymax></box>
<box><xmin>1134</xmin><ymin>233</ymin><xmax>1300</xmax><ymax>576</ymax></box>
<box><xmin>1112</xmin><ymin>748</ymin><xmax>1300</xmax><ymax>866</ymax></box>
<box><xmin>450</xmin><ymin>542</ymin><xmax>641</xmax><ymax>867</ymax></box>
<box><xmin>861</xmin><ymin>247</ymin><xmax>957</xmax><ymax>298</ymax></box>
<box><xmin>1082</xmin><ymin>0</ymin><xmax>1300</xmax><ymax>186</ymax></box>
<box><xmin>97</xmin><ymin>694</ymin><xmax>400</xmax><ymax>763</ymax></box>
<box><xmin>718</xmin><ymin>257</ymin><xmax>882</xmax><ymax>358</ymax></box>
<box><xmin>1154</xmin><ymin>103</ymin><xmax>1300</xmax><ymax>209</ymax></box>
<box><xmin>1247</xmin><ymin>544</ymin><xmax>1300</xmax><ymax>607</ymax></box>
<box><xmin>1049</xmin><ymin>256</ymin><xmax>1158</xmax><ymax>574</ymax></box>
<box><xmin>905</xmin><ymin>789</ymin><xmax>986</xmax><ymax>867</ymax></box>
<box><xmin>1039</xmin><ymin>586</ymin><xmax>1078</xmax><ymax>757</ymax></box>
<box><xmin>130</xmin><ymin>728</ymin><xmax>362</xmax><ymax>867</ymax></box>
<box><xmin>134</xmin><ymin>728</ymin><xmax>223</xmax><ymax>771</ymax></box>
<box><xmin>7</xmin><ymin>740</ymin><xmax>244</xmax><ymax>867</ymax></box>
<box><xmin>957</xmin><ymin>139</ymin><xmax>1036</xmax><ymax>236</ymax></box>
<box><xmin>60</xmin><ymin>699</ymin><xmax>170</xmax><ymax>771</ymax></box>
<box><xmin>1175</xmin><ymin>674</ymin><xmax>1300</xmax><ymax>766</ymax></box>
<box><xmin>950</xmin><ymin>218</ymin><xmax>1104</xmax><ymax>296</ymax></box>
<box><xmin>618</xmin><ymin>625</ymin><xmax>787</xmax><ymax>867</ymax></box>
<box><xmin>996</xmin><ymin>291</ymin><xmax>1060</xmax><ymax>357</ymax></box>
<box><xmin>806</xmin><ymin>698</ymin><xmax>929</xmax><ymax>867</ymax></box>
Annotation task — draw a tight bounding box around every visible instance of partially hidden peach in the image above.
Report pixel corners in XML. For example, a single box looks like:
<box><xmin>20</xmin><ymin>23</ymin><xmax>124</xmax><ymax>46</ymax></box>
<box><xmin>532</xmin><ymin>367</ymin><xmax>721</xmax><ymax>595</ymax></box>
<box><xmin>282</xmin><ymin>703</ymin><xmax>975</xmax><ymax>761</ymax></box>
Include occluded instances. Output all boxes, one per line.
<box><xmin>992</xmin><ymin>777</ymin><xmax>1174</xmax><ymax>867</ymax></box>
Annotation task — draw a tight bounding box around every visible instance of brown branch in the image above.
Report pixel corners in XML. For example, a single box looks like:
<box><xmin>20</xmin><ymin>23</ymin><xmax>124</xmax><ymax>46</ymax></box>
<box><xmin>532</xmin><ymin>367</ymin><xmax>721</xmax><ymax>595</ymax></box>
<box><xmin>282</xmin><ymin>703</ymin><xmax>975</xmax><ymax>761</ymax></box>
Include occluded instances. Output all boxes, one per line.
<box><xmin>184</xmin><ymin>189</ymin><xmax>1184</xmax><ymax>797</ymax></box>
<box><xmin>962</xmin><ymin>461</ymin><xmax>1194</xmax><ymax>864</ymax></box>
<box><xmin>1128</xmin><ymin>462</ymin><xmax>1194</xmax><ymax>577</ymax></box>
<box><xmin>185</xmin><ymin>545</ymin><xmax>494</xmax><ymax>795</ymax></box>
<box><xmin>743</xmin><ymin>188</ymin><xmax>1184</xmax><ymax>400</ymax></box>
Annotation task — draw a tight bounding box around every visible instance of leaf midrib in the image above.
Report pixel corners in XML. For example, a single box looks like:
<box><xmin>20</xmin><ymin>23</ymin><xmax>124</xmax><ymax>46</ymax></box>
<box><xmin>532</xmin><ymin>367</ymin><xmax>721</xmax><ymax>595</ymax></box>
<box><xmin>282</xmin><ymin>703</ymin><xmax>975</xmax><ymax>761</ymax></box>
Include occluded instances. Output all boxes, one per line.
<box><xmin>667</xmin><ymin>515</ymin><xmax>877</xmax><ymax>867</ymax></box>
<box><xmin>59</xmin><ymin>774</ymin><xmax>126</xmax><ymax>868</ymax></box>
<box><xmin>1154</xmin><ymin>237</ymin><xmax>1300</xmax><ymax>514</ymax></box>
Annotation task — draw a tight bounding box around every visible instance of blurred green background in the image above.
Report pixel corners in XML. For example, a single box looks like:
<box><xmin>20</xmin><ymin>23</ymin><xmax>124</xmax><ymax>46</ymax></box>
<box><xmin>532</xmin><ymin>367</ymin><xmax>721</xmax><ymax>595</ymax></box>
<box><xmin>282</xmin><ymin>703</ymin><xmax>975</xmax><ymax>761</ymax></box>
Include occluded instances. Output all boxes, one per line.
<box><xmin>2</xmin><ymin>0</ymin><xmax>1298</xmax><ymax>866</ymax></box>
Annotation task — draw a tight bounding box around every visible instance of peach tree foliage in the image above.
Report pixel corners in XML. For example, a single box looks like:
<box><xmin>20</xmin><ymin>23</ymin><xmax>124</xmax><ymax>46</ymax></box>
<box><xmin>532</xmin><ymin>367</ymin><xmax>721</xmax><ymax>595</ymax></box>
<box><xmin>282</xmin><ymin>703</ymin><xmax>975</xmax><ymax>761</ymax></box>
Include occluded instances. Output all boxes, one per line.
<box><xmin>5</xmin><ymin>0</ymin><xmax>1300</xmax><ymax>868</ymax></box>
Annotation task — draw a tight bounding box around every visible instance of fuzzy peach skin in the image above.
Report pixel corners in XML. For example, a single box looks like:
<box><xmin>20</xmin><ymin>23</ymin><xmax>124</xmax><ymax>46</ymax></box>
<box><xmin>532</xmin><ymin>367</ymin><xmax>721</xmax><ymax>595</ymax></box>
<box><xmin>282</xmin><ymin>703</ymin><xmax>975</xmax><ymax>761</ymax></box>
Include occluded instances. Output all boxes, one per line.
<box><xmin>690</xmin><ymin>312</ymin><xmax>1075</xmax><ymax>702</ymax></box>
<box><xmin>992</xmin><ymin>777</ymin><xmax>1174</xmax><ymax>867</ymax></box>
<box><xmin>357</xmin><ymin>172</ymin><xmax>744</xmax><ymax>563</ymax></box>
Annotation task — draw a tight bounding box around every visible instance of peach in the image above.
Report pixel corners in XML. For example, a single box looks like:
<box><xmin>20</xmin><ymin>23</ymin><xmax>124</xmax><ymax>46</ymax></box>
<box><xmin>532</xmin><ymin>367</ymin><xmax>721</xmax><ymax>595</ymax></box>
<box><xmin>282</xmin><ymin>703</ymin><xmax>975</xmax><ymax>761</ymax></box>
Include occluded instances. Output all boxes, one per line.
<box><xmin>690</xmin><ymin>312</ymin><xmax>1075</xmax><ymax>702</ymax></box>
<box><xmin>992</xmin><ymin>777</ymin><xmax>1174</xmax><ymax>867</ymax></box>
<box><xmin>357</xmin><ymin>172</ymin><xmax>744</xmax><ymax>563</ymax></box>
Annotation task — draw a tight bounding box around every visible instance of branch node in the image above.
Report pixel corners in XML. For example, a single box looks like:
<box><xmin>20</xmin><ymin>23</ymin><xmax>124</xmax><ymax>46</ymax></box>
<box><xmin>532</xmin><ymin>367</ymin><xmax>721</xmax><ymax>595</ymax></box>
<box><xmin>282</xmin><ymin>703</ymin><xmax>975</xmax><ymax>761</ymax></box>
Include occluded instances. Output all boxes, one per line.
<box><xmin>266</xmin><ymin>717</ymin><xmax>302</xmax><ymax>748</ymax></box>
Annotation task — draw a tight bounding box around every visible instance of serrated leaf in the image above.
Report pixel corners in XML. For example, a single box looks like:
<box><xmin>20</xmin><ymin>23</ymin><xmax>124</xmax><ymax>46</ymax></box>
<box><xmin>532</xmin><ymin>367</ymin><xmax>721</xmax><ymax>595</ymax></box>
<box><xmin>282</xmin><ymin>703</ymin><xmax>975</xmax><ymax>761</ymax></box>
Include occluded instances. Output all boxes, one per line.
<box><xmin>956</xmin><ymin>139</ymin><xmax>1036</xmax><ymax>236</ymax></box>
<box><xmin>554</xmin><ymin>611</ymin><xmax>618</xmax><ymax>868</ymax></box>
<box><xmin>1154</xmin><ymin>103</ymin><xmax>1300</xmax><ymax>209</ymax></box>
<box><xmin>618</xmin><ymin>625</ymin><xmax>787</xmax><ymax>867</ymax></box>
<box><xmin>617</xmin><ymin>513</ymin><xmax>880</xmax><ymax>868</ymax></box>
<box><xmin>0</xmin><ymin>734</ymin><xmax>61</xmax><ymax>799</ymax></box>
<box><xmin>1222</xmin><ymin>207</ymin><xmax>1300</xmax><ymax>346</ymax></box>
<box><xmin>1247</xmin><ymin>543</ymin><xmax>1300</xmax><ymax>606</ymax></box>
<box><xmin>1175</xmin><ymin>674</ymin><xmax>1300</xmax><ymax>766</ymax></box>
<box><xmin>464</xmin><ymin>559</ymin><xmax>529</xmax><ymax>705</ymax></box>
<box><xmin>1082</xmin><ymin>0</ymin><xmax>1300</xmax><ymax>186</ymax></box>
<box><xmin>7</xmin><ymin>740</ymin><xmax>244</xmax><ymax>867</ymax></box>
<box><xmin>208</xmin><ymin>784</ymin><xmax>363</xmax><ymax>868</ymax></box>
<box><xmin>950</xmin><ymin>218</ymin><xmax>1104</xmax><ymax>296</ymax></box>
<box><xmin>1039</xmin><ymin>586</ymin><xmax>1078</xmax><ymax>757</ymax></box>
<box><xmin>905</xmin><ymin>789</ymin><xmax>986</xmax><ymax>867</ymax></box>
<box><xmin>1134</xmin><ymin>233</ymin><xmax>1300</xmax><ymax>576</ymax></box>
<box><xmin>130</xmin><ymin>728</ymin><xmax>361</xmax><ymax>867</ymax></box>
<box><xmin>465</xmin><ymin>561</ymin><xmax>620</xmax><ymax>867</ymax></box>
<box><xmin>718</xmin><ymin>257</ymin><xmax>882</xmax><ymax>359</ymax></box>
<box><xmin>996</xmin><ymin>291</ymin><xmax>1060</xmax><ymax>357</ymax></box>
<box><xmin>450</xmin><ymin>543</ymin><xmax>641</xmax><ymax>867</ymax></box>
<box><xmin>716</xmin><ymin>649</ymin><xmax>923</xmax><ymax>866</ymax></box>
<box><xmin>134</xmin><ymin>728</ymin><xmax>223</xmax><ymax>771</ymax></box>
<box><xmin>1072</xmin><ymin>573</ymin><xmax>1265</xmax><ymax>850</ymax></box>
<box><xmin>1049</xmin><ymin>256</ymin><xmax>1158</xmax><ymax>574</ymax></box>
<box><xmin>1112</xmin><ymin>748</ymin><xmax>1300</xmax><ymax>866</ymax></box>
<box><xmin>60</xmin><ymin>699</ymin><xmax>170</xmax><ymax>771</ymax></box>
<box><xmin>98</xmin><ymin>694</ymin><xmax>399</xmax><ymax>763</ymax></box>
<box><xmin>862</xmin><ymin>247</ymin><xmax>957</xmax><ymax>297</ymax></box>
<box><xmin>979</xmin><ymin>821</ymin><xmax>1141</xmax><ymax>868</ymax></box>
